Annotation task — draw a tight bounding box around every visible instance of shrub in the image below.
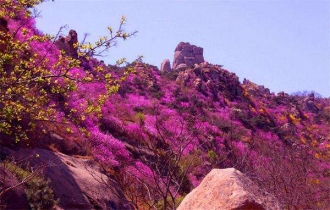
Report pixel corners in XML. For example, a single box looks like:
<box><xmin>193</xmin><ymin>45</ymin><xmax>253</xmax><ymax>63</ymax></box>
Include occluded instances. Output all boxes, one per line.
<box><xmin>0</xmin><ymin>0</ymin><xmax>136</xmax><ymax>144</ymax></box>
<box><xmin>25</xmin><ymin>178</ymin><xmax>58</xmax><ymax>210</ymax></box>
<box><xmin>134</xmin><ymin>112</ymin><xmax>145</xmax><ymax>126</ymax></box>
<box><xmin>5</xmin><ymin>162</ymin><xmax>59</xmax><ymax>210</ymax></box>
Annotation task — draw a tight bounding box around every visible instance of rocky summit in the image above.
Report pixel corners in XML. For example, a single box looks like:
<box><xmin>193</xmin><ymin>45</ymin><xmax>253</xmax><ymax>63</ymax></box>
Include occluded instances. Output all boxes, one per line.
<box><xmin>172</xmin><ymin>42</ymin><xmax>205</xmax><ymax>70</ymax></box>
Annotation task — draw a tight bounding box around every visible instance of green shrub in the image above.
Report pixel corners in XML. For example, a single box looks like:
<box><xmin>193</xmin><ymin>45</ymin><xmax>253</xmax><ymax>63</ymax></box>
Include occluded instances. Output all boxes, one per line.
<box><xmin>25</xmin><ymin>178</ymin><xmax>58</xmax><ymax>210</ymax></box>
<box><xmin>207</xmin><ymin>150</ymin><xmax>218</xmax><ymax>163</ymax></box>
<box><xmin>6</xmin><ymin>162</ymin><xmax>59</xmax><ymax>210</ymax></box>
<box><xmin>134</xmin><ymin>112</ymin><xmax>146</xmax><ymax>126</ymax></box>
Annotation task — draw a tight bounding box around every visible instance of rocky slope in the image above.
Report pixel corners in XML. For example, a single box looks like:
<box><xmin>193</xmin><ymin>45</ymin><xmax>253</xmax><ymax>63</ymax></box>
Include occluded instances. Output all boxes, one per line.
<box><xmin>1</xmin><ymin>147</ymin><xmax>132</xmax><ymax>209</ymax></box>
<box><xmin>0</xmin><ymin>2</ymin><xmax>329</xmax><ymax>209</ymax></box>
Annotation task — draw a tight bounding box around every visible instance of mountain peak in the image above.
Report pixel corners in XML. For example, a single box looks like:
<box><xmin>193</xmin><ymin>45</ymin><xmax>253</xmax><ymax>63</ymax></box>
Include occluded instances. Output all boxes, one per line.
<box><xmin>172</xmin><ymin>42</ymin><xmax>205</xmax><ymax>70</ymax></box>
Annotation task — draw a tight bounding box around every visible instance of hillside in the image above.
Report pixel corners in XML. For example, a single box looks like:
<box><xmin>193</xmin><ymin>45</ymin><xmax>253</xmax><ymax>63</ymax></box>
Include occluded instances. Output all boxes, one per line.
<box><xmin>0</xmin><ymin>1</ymin><xmax>329</xmax><ymax>209</ymax></box>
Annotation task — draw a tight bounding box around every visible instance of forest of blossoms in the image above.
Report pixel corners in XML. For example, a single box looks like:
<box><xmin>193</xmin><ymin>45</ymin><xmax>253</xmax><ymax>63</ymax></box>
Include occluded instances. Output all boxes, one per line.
<box><xmin>0</xmin><ymin>1</ymin><xmax>329</xmax><ymax>209</ymax></box>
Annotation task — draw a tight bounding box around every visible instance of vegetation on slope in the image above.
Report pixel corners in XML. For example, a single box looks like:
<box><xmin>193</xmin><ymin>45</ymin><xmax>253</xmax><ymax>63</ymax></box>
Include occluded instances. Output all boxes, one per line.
<box><xmin>0</xmin><ymin>1</ymin><xmax>329</xmax><ymax>209</ymax></box>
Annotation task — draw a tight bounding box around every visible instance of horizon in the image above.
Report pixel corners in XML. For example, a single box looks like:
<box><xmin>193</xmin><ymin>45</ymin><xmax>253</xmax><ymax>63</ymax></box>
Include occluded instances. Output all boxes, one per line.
<box><xmin>35</xmin><ymin>0</ymin><xmax>329</xmax><ymax>97</ymax></box>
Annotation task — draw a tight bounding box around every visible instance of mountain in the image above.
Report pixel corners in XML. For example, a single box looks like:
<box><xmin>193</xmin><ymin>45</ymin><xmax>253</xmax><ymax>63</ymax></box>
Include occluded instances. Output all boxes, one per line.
<box><xmin>0</xmin><ymin>1</ymin><xmax>329</xmax><ymax>209</ymax></box>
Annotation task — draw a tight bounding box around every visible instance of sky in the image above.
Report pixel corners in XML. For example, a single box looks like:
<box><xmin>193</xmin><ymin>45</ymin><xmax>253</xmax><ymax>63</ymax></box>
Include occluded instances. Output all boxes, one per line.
<box><xmin>35</xmin><ymin>0</ymin><xmax>330</xmax><ymax>97</ymax></box>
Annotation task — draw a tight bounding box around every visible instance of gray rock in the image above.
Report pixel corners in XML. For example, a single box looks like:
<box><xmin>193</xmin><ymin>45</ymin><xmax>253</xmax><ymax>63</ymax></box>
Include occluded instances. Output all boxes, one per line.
<box><xmin>160</xmin><ymin>59</ymin><xmax>171</xmax><ymax>72</ymax></box>
<box><xmin>182</xmin><ymin>45</ymin><xmax>193</xmax><ymax>53</ymax></box>
<box><xmin>184</xmin><ymin>57</ymin><xmax>196</xmax><ymax>67</ymax></box>
<box><xmin>195</xmin><ymin>54</ymin><xmax>204</xmax><ymax>63</ymax></box>
<box><xmin>201</xmin><ymin>61</ymin><xmax>209</xmax><ymax>68</ymax></box>
<box><xmin>280</xmin><ymin>123</ymin><xmax>296</xmax><ymax>135</ymax></box>
<box><xmin>193</xmin><ymin>65</ymin><xmax>202</xmax><ymax>75</ymax></box>
<box><xmin>173</xmin><ymin>51</ymin><xmax>185</xmax><ymax>69</ymax></box>
<box><xmin>177</xmin><ymin>168</ymin><xmax>280</xmax><ymax>210</ymax></box>
<box><xmin>193</xmin><ymin>46</ymin><xmax>203</xmax><ymax>55</ymax></box>
<box><xmin>308</xmin><ymin>93</ymin><xmax>315</xmax><ymax>101</ymax></box>
<box><xmin>306</xmin><ymin>100</ymin><xmax>319</xmax><ymax>113</ymax></box>
<box><xmin>5</xmin><ymin>148</ymin><xmax>133</xmax><ymax>210</ymax></box>
<box><xmin>194</xmin><ymin>78</ymin><xmax>202</xmax><ymax>90</ymax></box>
<box><xmin>173</xmin><ymin>42</ymin><xmax>205</xmax><ymax>70</ymax></box>
<box><xmin>176</xmin><ymin>69</ymin><xmax>191</xmax><ymax>86</ymax></box>
<box><xmin>175</xmin><ymin>42</ymin><xmax>189</xmax><ymax>51</ymax></box>
<box><xmin>55</xmin><ymin>29</ymin><xmax>78</xmax><ymax>58</ymax></box>
<box><xmin>176</xmin><ymin>63</ymin><xmax>188</xmax><ymax>69</ymax></box>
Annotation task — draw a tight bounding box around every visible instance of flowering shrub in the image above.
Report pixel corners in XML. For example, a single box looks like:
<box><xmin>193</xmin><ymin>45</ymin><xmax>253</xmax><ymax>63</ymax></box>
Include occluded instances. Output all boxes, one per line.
<box><xmin>1</xmin><ymin>1</ymin><xmax>329</xmax><ymax>209</ymax></box>
<box><xmin>0</xmin><ymin>0</ymin><xmax>137</xmax><ymax>144</ymax></box>
<box><xmin>90</xmin><ymin>127</ymin><xmax>130</xmax><ymax>167</ymax></box>
<box><xmin>125</xmin><ymin>122</ymin><xmax>146</xmax><ymax>142</ymax></box>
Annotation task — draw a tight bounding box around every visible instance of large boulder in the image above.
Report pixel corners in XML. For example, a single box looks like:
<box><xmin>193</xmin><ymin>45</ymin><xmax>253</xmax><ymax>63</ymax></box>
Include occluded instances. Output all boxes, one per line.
<box><xmin>173</xmin><ymin>42</ymin><xmax>204</xmax><ymax>70</ymax></box>
<box><xmin>1</xmin><ymin>148</ymin><xmax>132</xmax><ymax>210</ymax></box>
<box><xmin>177</xmin><ymin>168</ymin><xmax>280</xmax><ymax>210</ymax></box>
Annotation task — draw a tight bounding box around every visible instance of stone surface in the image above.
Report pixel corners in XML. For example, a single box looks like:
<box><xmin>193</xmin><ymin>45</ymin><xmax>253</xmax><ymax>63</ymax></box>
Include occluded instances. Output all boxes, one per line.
<box><xmin>175</xmin><ymin>63</ymin><xmax>188</xmax><ymax>70</ymax></box>
<box><xmin>304</xmin><ymin>93</ymin><xmax>319</xmax><ymax>113</ymax></box>
<box><xmin>173</xmin><ymin>42</ymin><xmax>204</xmax><ymax>70</ymax></box>
<box><xmin>184</xmin><ymin>57</ymin><xmax>196</xmax><ymax>66</ymax></box>
<box><xmin>160</xmin><ymin>59</ymin><xmax>171</xmax><ymax>72</ymax></box>
<box><xmin>305</xmin><ymin>100</ymin><xmax>319</xmax><ymax>113</ymax></box>
<box><xmin>2</xmin><ymin>148</ymin><xmax>132</xmax><ymax>210</ymax></box>
<box><xmin>193</xmin><ymin>78</ymin><xmax>202</xmax><ymax>90</ymax></box>
<box><xmin>242</xmin><ymin>79</ymin><xmax>271</xmax><ymax>96</ymax></box>
<box><xmin>279</xmin><ymin>123</ymin><xmax>296</xmax><ymax>135</ymax></box>
<box><xmin>174</xmin><ymin>51</ymin><xmax>184</xmax><ymax>63</ymax></box>
<box><xmin>176</xmin><ymin>70</ymin><xmax>191</xmax><ymax>85</ymax></box>
<box><xmin>195</xmin><ymin>54</ymin><xmax>204</xmax><ymax>64</ymax></box>
<box><xmin>277</xmin><ymin>91</ymin><xmax>288</xmax><ymax>97</ymax></box>
<box><xmin>193</xmin><ymin>46</ymin><xmax>203</xmax><ymax>55</ymax></box>
<box><xmin>177</xmin><ymin>168</ymin><xmax>280</xmax><ymax>210</ymax></box>
<box><xmin>55</xmin><ymin>30</ymin><xmax>78</xmax><ymax>58</ymax></box>
<box><xmin>66</xmin><ymin>30</ymin><xmax>78</xmax><ymax>58</ymax></box>
<box><xmin>201</xmin><ymin>61</ymin><xmax>209</xmax><ymax>68</ymax></box>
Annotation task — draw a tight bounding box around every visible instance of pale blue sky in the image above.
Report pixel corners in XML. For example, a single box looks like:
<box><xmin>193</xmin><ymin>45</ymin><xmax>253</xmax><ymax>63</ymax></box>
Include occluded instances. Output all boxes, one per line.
<box><xmin>35</xmin><ymin>0</ymin><xmax>330</xmax><ymax>97</ymax></box>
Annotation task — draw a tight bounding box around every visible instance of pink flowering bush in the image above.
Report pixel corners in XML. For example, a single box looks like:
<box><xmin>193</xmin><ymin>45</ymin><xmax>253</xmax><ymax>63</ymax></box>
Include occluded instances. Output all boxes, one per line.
<box><xmin>90</xmin><ymin>127</ymin><xmax>131</xmax><ymax>167</ymax></box>
<box><xmin>1</xmin><ymin>1</ymin><xmax>329</xmax><ymax>208</ymax></box>
<box><xmin>125</xmin><ymin>123</ymin><xmax>146</xmax><ymax>142</ymax></box>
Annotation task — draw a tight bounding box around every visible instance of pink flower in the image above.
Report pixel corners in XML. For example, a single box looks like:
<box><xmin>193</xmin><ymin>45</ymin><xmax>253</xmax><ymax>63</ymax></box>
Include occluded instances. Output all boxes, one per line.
<box><xmin>90</xmin><ymin>127</ymin><xmax>131</xmax><ymax>167</ymax></box>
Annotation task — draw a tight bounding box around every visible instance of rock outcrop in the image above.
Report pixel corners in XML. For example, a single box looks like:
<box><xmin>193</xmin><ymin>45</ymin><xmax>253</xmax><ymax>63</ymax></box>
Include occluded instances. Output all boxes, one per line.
<box><xmin>55</xmin><ymin>30</ymin><xmax>78</xmax><ymax>58</ymax></box>
<box><xmin>175</xmin><ymin>63</ymin><xmax>243</xmax><ymax>99</ymax></box>
<box><xmin>243</xmin><ymin>79</ymin><xmax>271</xmax><ymax>96</ymax></box>
<box><xmin>173</xmin><ymin>42</ymin><xmax>204</xmax><ymax>70</ymax></box>
<box><xmin>177</xmin><ymin>168</ymin><xmax>280</xmax><ymax>210</ymax></box>
<box><xmin>160</xmin><ymin>59</ymin><xmax>171</xmax><ymax>72</ymax></box>
<box><xmin>1</xmin><ymin>148</ymin><xmax>132</xmax><ymax>210</ymax></box>
<box><xmin>304</xmin><ymin>93</ymin><xmax>319</xmax><ymax>113</ymax></box>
